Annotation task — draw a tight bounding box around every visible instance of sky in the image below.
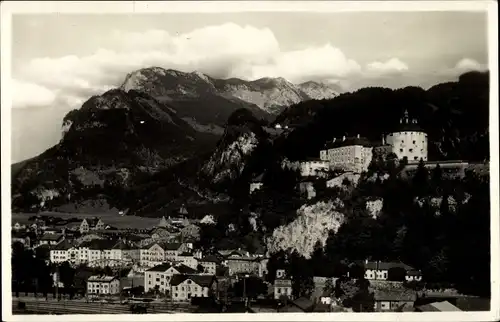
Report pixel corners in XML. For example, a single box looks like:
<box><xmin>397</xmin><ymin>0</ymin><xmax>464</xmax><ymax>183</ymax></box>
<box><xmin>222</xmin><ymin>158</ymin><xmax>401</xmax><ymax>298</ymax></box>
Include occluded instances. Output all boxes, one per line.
<box><xmin>10</xmin><ymin>11</ymin><xmax>489</xmax><ymax>163</ymax></box>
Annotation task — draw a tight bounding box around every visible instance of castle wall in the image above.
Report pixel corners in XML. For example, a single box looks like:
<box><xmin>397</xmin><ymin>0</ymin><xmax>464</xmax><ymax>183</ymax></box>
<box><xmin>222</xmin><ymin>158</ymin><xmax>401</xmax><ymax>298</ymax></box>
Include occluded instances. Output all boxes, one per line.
<box><xmin>385</xmin><ymin>131</ymin><xmax>428</xmax><ymax>163</ymax></box>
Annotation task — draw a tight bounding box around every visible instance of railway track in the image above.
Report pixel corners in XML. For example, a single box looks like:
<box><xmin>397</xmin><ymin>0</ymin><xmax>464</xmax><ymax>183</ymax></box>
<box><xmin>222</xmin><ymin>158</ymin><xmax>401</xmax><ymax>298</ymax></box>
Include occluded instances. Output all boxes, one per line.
<box><xmin>12</xmin><ymin>299</ymin><xmax>193</xmax><ymax>314</ymax></box>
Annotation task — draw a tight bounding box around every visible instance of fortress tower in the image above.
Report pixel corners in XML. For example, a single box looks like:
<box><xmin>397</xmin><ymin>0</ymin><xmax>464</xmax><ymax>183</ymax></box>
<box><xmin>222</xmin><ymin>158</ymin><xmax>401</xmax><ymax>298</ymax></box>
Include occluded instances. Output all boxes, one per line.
<box><xmin>385</xmin><ymin>109</ymin><xmax>428</xmax><ymax>163</ymax></box>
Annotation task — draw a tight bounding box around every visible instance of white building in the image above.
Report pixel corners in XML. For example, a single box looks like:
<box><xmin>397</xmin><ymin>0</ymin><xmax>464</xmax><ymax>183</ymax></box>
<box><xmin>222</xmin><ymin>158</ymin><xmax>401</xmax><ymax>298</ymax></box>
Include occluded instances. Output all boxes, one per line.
<box><xmin>198</xmin><ymin>255</ymin><xmax>221</xmax><ymax>275</ymax></box>
<box><xmin>177</xmin><ymin>252</ymin><xmax>199</xmax><ymax>270</ymax></box>
<box><xmin>140</xmin><ymin>242</ymin><xmax>165</xmax><ymax>268</ymax></box>
<box><xmin>87</xmin><ymin>275</ymin><xmax>121</xmax><ymax>295</ymax></box>
<box><xmin>144</xmin><ymin>263</ymin><xmax>198</xmax><ymax>294</ymax></box>
<box><xmin>300</xmin><ymin>159</ymin><xmax>330</xmax><ymax>177</ymax></box>
<box><xmin>385</xmin><ymin>110</ymin><xmax>428</xmax><ymax>163</ymax></box>
<box><xmin>320</xmin><ymin>135</ymin><xmax>373</xmax><ymax>174</ymax></box>
<box><xmin>170</xmin><ymin>274</ymin><xmax>217</xmax><ymax>302</ymax></box>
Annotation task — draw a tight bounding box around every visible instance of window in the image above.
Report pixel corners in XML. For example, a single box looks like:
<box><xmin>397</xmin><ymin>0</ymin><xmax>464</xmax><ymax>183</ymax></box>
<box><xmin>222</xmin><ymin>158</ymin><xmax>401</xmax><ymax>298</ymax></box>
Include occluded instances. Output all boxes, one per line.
<box><xmin>413</xmin><ymin>140</ymin><xmax>416</xmax><ymax>144</ymax></box>
<box><xmin>414</xmin><ymin>156</ymin><xmax>418</xmax><ymax>160</ymax></box>
<box><xmin>156</xmin><ymin>278</ymin><xmax>160</xmax><ymax>282</ymax></box>
<box><xmin>400</xmin><ymin>149</ymin><xmax>403</xmax><ymax>152</ymax></box>
<box><xmin>181</xmin><ymin>287</ymin><xmax>185</xmax><ymax>291</ymax></box>
<box><xmin>277</xmin><ymin>288</ymin><xmax>281</xmax><ymax>294</ymax></box>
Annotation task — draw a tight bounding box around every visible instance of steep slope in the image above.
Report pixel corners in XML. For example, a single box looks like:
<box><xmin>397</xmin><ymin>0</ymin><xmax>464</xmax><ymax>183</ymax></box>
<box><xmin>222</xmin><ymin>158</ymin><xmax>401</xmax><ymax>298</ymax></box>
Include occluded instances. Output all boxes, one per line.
<box><xmin>199</xmin><ymin>108</ymin><xmax>274</xmax><ymax>195</ymax></box>
<box><xmin>266</xmin><ymin>200</ymin><xmax>345</xmax><ymax>258</ymax></box>
<box><xmin>120</xmin><ymin>67</ymin><xmax>340</xmax><ymax>126</ymax></box>
<box><xmin>11</xmin><ymin>89</ymin><xmax>216</xmax><ymax>213</ymax></box>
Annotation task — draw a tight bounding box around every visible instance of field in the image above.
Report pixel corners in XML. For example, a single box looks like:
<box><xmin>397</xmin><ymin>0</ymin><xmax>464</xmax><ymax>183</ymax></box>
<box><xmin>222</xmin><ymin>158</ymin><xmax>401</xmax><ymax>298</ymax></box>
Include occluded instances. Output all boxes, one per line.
<box><xmin>11</xmin><ymin>212</ymin><xmax>160</xmax><ymax>230</ymax></box>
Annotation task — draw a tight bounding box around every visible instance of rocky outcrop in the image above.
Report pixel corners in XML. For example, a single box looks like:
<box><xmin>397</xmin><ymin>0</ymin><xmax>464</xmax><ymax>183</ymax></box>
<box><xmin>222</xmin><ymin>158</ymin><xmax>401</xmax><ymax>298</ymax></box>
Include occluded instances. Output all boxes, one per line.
<box><xmin>266</xmin><ymin>200</ymin><xmax>345</xmax><ymax>258</ymax></box>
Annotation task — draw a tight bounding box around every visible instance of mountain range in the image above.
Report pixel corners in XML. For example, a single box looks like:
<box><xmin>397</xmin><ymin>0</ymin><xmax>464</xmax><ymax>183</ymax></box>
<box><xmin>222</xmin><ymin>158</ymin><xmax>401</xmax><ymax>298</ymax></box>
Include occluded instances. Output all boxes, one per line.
<box><xmin>120</xmin><ymin>67</ymin><xmax>340</xmax><ymax>133</ymax></box>
<box><xmin>11</xmin><ymin>68</ymin><xmax>489</xmax><ymax>218</ymax></box>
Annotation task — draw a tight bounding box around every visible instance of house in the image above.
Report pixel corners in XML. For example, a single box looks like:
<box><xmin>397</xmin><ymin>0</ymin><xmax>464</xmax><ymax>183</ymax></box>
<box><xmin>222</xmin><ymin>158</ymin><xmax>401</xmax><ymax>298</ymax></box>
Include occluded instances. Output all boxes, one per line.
<box><xmin>79</xmin><ymin>218</ymin><xmax>105</xmax><ymax>234</ymax></box>
<box><xmin>38</xmin><ymin>233</ymin><xmax>65</xmax><ymax>247</ymax></box>
<box><xmin>274</xmin><ymin>269</ymin><xmax>293</xmax><ymax>300</ymax></box>
<box><xmin>140</xmin><ymin>242</ymin><xmax>166</xmax><ymax>268</ymax></box>
<box><xmin>415</xmin><ymin>300</ymin><xmax>462</xmax><ymax>312</ymax></box>
<box><xmin>170</xmin><ymin>274</ymin><xmax>218</xmax><ymax>302</ymax></box>
<box><xmin>199</xmin><ymin>255</ymin><xmax>221</xmax><ymax>275</ymax></box>
<box><xmin>300</xmin><ymin>159</ymin><xmax>330</xmax><ymax>177</ymax></box>
<box><xmin>144</xmin><ymin>263</ymin><xmax>198</xmax><ymax>293</ymax></box>
<box><xmin>226</xmin><ymin>256</ymin><xmax>261</xmax><ymax>276</ymax></box>
<box><xmin>87</xmin><ymin>275</ymin><xmax>121</xmax><ymax>295</ymax></box>
<box><xmin>249</xmin><ymin>173</ymin><xmax>264</xmax><ymax>194</ymax></box>
<box><xmin>50</xmin><ymin>240</ymin><xmax>74</xmax><ymax>263</ymax></box>
<box><xmin>163</xmin><ymin>242</ymin><xmax>186</xmax><ymax>262</ymax></box>
<box><xmin>372</xmin><ymin>288</ymin><xmax>417</xmax><ymax>312</ymax></box>
<box><xmin>177</xmin><ymin>252</ymin><xmax>198</xmax><ymax>269</ymax></box>
<box><xmin>363</xmin><ymin>260</ymin><xmax>421</xmax><ymax>281</ymax></box>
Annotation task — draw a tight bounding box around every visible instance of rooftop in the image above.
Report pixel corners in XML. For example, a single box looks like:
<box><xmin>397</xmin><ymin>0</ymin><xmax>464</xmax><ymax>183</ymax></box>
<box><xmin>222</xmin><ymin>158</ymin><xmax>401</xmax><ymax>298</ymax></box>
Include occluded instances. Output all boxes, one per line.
<box><xmin>88</xmin><ymin>275</ymin><xmax>118</xmax><ymax>283</ymax></box>
<box><xmin>364</xmin><ymin>261</ymin><xmax>415</xmax><ymax>271</ymax></box>
<box><xmin>324</xmin><ymin>136</ymin><xmax>373</xmax><ymax>149</ymax></box>
<box><xmin>416</xmin><ymin>301</ymin><xmax>462</xmax><ymax>312</ymax></box>
<box><xmin>40</xmin><ymin>233</ymin><xmax>64</xmax><ymax>241</ymax></box>
<box><xmin>170</xmin><ymin>274</ymin><xmax>216</xmax><ymax>287</ymax></box>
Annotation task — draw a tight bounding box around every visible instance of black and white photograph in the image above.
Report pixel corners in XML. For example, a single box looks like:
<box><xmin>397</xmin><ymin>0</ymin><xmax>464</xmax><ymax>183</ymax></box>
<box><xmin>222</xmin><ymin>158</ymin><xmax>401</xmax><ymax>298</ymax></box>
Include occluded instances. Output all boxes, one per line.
<box><xmin>1</xmin><ymin>1</ymin><xmax>498</xmax><ymax>320</ymax></box>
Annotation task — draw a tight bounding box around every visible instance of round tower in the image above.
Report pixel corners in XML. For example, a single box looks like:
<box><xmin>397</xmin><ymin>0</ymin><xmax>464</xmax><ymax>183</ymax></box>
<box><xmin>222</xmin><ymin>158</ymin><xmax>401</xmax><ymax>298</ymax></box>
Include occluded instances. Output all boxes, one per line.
<box><xmin>385</xmin><ymin>109</ymin><xmax>428</xmax><ymax>163</ymax></box>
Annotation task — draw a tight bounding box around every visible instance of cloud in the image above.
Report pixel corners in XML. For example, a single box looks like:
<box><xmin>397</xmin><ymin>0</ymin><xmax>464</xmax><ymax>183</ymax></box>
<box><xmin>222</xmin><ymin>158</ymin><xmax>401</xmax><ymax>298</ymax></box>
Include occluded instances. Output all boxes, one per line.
<box><xmin>454</xmin><ymin>58</ymin><xmax>488</xmax><ymax>72</ymax></box>
<box><xmin>14</xmin><ymin>23</ymin><xmax>409</xmax><ymax>111</ymax></box>
<box><xmin>366</xmin><ymin>58</ymin><xmax>409</xmax><ymax>75</ymax></box>
<box><xmin>12</xmin><ymin>79</ymin><xmax>57</xmax><ymax>108</ymax></box>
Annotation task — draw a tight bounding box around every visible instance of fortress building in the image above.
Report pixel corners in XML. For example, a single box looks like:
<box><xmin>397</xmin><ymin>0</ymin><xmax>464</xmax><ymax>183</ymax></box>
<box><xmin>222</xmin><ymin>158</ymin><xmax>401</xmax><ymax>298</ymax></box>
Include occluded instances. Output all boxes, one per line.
<box><xmin>385</xmin><ymin>110</ymin><xmax>428</xmax><ymax>163</ymax></box>
<box><xmin>320</xmin><ymin>134</ymin><xmax>374</xmax><ymax>174</ymax></box>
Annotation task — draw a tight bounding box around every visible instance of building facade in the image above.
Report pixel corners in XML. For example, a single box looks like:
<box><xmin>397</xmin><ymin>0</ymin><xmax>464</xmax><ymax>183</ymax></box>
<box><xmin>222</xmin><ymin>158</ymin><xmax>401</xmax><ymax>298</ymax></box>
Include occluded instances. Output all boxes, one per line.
<box><xmin>320</xmin><ymin>135</ymin><xmax>373</xmax><ymax>174</ymax></box>
<box><xmin>87</xmin><ymin>275</ymin><xmax>121</xmax><ymax>295</ymax></box>
<box><xmin>385</xmin><ymin>110</ymin><xmax>428</xmax><ymax>163</ymax></box>
<box><xmin>170</xmin><ymin>274</ymin><xmax>217</xmax><ymax>302</ymax></box>
<box><xmin>144</xmin><ymin>263</ymin><xmax>198</xmax><ymax>293</ymax></box>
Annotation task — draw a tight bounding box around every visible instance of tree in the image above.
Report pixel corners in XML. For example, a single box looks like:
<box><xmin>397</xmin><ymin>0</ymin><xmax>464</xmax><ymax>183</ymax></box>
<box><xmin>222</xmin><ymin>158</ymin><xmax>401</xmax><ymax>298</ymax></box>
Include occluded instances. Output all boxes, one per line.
<box><xmin>58</xmin><ymin>262</ymin><xmax>76</xmax><ymax>297</ymax></box>
<box><xmin>412</xmin><ymin>159</ymin><xmax>429</xmax><ymax>196</ymax></box>
<box><xmin>335</xmin><ymin>277</ymin><xmax>372</xmax><ymax>310</ymax></box>
<box><xmin>233</xmin><ymin>276</ymin><xmax>268</xmax><ymax>299</ymax></box>
<box><xmin>348</xmin><ymin>264</ymin><xmax>365</xmax><ymax>279</ymax></box>
<box><xmin>431</xmin><ymin>164</ymin><xmax>443</xmax><ymax>190</ymax></box>
<box><xmin>289</xmin><ymin>251</ymin><xmax>314</xmax><ymax>298</ymax></box>
<box><xmin>323</xmin><ymin>278</ymin><xmax>335</xmax><ymax>296</ymax></box>
<box><xmin>310</xmin><ymin>240</ymin><xmax>327</xmax><ymax>276</ymax></box>
<box><xmin>387</xmin><ymin>267</ymin><xmax>407</xmax><ymax>282</ymax></box>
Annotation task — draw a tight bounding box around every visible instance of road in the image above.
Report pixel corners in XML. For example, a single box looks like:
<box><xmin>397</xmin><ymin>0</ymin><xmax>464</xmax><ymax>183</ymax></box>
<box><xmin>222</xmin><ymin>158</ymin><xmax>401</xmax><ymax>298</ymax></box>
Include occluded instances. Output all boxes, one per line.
<box><xmin>12</xmin><ymin>298</ymin><xmax>195</xmax><ymax>314</ymax></box>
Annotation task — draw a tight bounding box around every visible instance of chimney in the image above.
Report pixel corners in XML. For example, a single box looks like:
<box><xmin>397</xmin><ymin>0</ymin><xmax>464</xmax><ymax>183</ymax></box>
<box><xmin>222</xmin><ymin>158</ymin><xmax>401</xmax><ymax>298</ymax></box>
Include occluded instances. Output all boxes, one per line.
<box><xmin>382</xmin><ymin>134</ymin><xmax>385</xmax><ymax>145</ymax></box>
<box><xmin>342</xmin><ymin>136</ymin><xmax>346</xmax><ymax>141</ymax></box>
<box><xmin>333</xmin><ymin>138</ymin><xmax>336</xmax><ymax>143</ymax></box>
<box><xmin>357</xmin><ymin>134</ymin><xmax>360</xmax><ymax>139</ymax></box>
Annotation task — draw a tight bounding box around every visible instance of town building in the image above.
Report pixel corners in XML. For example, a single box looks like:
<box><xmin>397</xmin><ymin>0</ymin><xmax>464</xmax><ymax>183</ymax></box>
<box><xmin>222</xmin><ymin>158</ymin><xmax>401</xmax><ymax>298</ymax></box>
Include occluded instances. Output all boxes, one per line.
<box><xmin>274</xmin><ymin>274</ymin><xmax>293</xmax><ymax>300</ymax></box>
<box><xmin>385</xmin><ymin>110</ymin><xmax>428</xmax><ymax>163</ymax></box>
<box><xmin>320</xmin><ymin>135</ymin><xmax>374</xmax><ymax>174</ymax></box>
<box><xmin>87</xmin><ymin>275</ymin><xmax>121</xmax><ymax>295</ymax></box>
<box><xmin>177</xmin><ymin>252</ymin><xmax>199</xmax><ymax>269</ymax></box>
<box><xmin>300</xmin><ymin>159</ymin><xmax>330</xmax><ymax>177</ymax></box>
<box><xmin>140</xmin><ymin>242</ymin><xmax>166</xmax><ymax>268</ymax></box>
<box><xmin>50</xmin><ymin>240</ymin><xmax>73</xmax><ymax>263</ymax></box>
<box><xmin>144</xmin><ymin>263</ymin><xmax>198</xmax><ymax>294</ymax></box>
<box><xmin>170</xmin><ymin>274</ymin><xmax>217</xmax><ymax>302</ymax></box>
<box><xmin>363</xmin><ymin>260</ymin><xmax>422</xmax><ymax>281</ymax></box>
<box><xmin>79</xmin><ymin>218</ymin><xmax>105</xmax><ymax>234</ymax></box>
<box><xmin>372</xmin><ymin>288</ymin><xmax>417</xmax><ymax>312</ymax></box>
<box><xmin>38</xmin><ymin>233</ymin><xmax>65</xmax><ymax>247</ymax></box>
<box><xmin>198</xmin><ymin>255</ymin><xmax>221</xmax><ymax>275</ymax></box>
